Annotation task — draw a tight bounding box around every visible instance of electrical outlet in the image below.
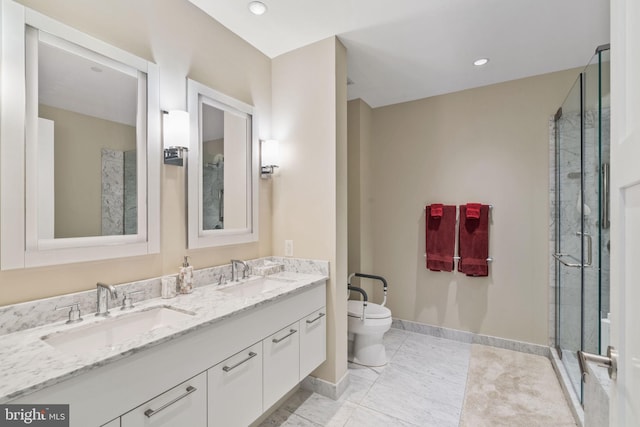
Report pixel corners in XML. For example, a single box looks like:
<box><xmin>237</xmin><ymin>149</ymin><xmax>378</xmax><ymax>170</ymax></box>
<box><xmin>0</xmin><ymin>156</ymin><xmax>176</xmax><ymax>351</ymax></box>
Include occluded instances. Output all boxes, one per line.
<box><xmin>285</xmin><ymin>240</ymin><xmax>294</xmax><ymax>257</ymax></box>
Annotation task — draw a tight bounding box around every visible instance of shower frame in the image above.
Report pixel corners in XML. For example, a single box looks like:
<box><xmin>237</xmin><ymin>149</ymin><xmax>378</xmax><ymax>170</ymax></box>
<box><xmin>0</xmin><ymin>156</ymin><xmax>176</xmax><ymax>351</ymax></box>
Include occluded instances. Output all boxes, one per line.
<box><xmin>553</xmin><ymin>44</ymin><xmax>610</xmax><ymax>406</ymax></box>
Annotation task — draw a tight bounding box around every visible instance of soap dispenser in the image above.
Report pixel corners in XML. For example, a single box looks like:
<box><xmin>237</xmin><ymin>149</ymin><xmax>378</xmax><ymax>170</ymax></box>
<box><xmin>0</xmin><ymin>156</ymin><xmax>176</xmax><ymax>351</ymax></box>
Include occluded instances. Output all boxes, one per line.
<box><xmin>178</xmin><ymin>256</ymin><xmax>194</xmax><ymax>294</ymax></box>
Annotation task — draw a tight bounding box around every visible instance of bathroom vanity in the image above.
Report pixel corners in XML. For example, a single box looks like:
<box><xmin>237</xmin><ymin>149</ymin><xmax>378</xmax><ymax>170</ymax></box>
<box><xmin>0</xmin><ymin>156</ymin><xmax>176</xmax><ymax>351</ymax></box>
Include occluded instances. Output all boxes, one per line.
<box><xmin>2</xmin><ymin>272</ymin><xmax>327</xmax><ymax>427</ymax></box>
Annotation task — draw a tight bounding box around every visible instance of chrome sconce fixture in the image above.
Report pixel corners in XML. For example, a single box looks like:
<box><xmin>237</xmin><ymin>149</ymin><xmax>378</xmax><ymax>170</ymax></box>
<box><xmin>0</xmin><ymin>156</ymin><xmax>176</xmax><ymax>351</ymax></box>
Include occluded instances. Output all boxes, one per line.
<box><xmin>163</xmin><ymin>110</ymin><xmax>189</xmax><ymax>166</ymax></box>
<box><xmin>261</xmin><ymin>139</ymin><xmax>279</xmax><ymax>178</ymax></box>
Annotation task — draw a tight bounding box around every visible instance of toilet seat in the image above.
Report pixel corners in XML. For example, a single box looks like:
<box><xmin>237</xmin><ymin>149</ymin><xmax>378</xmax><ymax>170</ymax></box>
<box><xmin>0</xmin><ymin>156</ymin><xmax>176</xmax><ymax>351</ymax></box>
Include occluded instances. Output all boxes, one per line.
<box><xmin>348</xmin><ymin>300</ymin><xmax>391</xmax><ymax>319</ymax></box>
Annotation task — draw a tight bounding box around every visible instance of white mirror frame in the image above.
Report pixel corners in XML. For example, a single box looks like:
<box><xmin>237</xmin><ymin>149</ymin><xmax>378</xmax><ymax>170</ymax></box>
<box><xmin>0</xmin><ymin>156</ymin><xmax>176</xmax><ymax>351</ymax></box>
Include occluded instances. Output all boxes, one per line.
<box><xmin>0</xmin><ymin>0</ymin><xmax>160</xmax><ymax>269</ymax></box>
<box><xmin>187</xmin><ymin>79</ymin><xmax>259</xmax><ymax>249</ymax></box>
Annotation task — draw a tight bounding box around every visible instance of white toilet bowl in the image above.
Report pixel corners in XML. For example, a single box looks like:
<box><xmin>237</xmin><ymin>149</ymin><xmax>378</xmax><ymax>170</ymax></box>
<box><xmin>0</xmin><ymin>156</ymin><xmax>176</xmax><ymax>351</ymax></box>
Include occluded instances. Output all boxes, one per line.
<box><xmin>347</xmin><ymin>300</ymin><xmax>392</xmax><ymax>367</ymax></box>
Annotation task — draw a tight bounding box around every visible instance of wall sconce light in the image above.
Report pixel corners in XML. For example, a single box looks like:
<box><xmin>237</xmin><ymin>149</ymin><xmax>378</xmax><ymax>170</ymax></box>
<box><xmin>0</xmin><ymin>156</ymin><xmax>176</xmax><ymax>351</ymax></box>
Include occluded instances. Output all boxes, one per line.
<box><xmin>163</xmin><ymin>110</ymin><xmax>189</xmax><ymax>166</ymax></box>
<box><xmin>261</xmin><ymin>139</ymin><xmax>280</xmax><ymax>178</ymax></box>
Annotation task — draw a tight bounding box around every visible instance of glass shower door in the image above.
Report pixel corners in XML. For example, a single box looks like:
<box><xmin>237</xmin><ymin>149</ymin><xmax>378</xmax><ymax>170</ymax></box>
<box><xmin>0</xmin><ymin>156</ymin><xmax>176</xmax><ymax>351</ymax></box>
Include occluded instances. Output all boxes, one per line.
<box><xmin>555</xmin><ymin>74</ymin><xmax>585</xmax><ymax>399</ymax></box>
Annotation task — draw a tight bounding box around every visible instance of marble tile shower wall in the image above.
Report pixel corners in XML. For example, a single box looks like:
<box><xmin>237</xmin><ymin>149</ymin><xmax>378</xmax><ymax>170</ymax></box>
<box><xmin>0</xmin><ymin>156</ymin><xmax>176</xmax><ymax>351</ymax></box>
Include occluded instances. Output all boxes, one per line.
<box><xmin>203</xmin><ymin>162</ymin><xmax>224</xmax><ymax>230</ymax></box>
<box><xmin>101</xmin><ymin>148</ymin><xmax>125</xmax><ymax>236</ymax></box>
<box><xmin>101</xmin><ymin>148</ymin><xmax>137</xmax><ymax>236</ymax></box>
<box><xmin>551</xmin><ymin>108</ymin><xmax>610</xmax><ymax>353</ymax></box>
<box><xmin>0</xmin><ymin>257</ymin><xmax>328</xmax><ymax>337</ymax></box>
<box><xmin>123</xmin><ymin>149</ymin><xmax>137</xmax><ymax>235</ymax></box>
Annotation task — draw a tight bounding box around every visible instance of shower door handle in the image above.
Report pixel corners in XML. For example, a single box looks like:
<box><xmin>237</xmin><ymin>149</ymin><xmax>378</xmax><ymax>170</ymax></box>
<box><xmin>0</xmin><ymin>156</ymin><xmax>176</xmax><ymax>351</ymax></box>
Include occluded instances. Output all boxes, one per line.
<box><xmin>552</xmin><ymin>253</ymin><xmax>582</xmax><ymax>268</ymax></box>
<box><xmin>553</xmin><ymin>232</ymin><xmax>592</xmax><ymax>267</ymax></box>
<box><xmin>576</xmin><ymin>232</ymin><xmax>592</xmax><ymax>267</ymax></box>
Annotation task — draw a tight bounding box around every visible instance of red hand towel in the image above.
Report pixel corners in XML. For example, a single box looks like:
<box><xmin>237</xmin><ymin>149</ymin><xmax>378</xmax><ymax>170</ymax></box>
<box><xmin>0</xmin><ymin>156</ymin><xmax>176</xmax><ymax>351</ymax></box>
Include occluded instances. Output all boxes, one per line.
<box><xmin>458</xmin><ymin>204</ymin><xmax>490</xmax><ymax>277</ymax></box>
<box><xmin>430</xmin><ymin>203</ymin><xmax>443</xmax><ymax>218</ymax></box>
<box><xmin>466</xmin><ymin>203</ymin><xmax>482</xmax><ymax>219</ymax></box>
<box><xmin>426</xmin><ymin>205</ymin><xmax>456</xmax><ymax>272</ymax></box>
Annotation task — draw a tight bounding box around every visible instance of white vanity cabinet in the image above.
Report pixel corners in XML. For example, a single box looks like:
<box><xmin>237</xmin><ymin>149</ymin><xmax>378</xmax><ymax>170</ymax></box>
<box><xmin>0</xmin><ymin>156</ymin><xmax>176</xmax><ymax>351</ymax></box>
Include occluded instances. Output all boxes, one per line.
<box><xmin>300</xmin><ymin>308</ymin><xmax>327</xmax><ymax>379</ymax></box>
<box><xmin>121</xmin><ymin>372</ymin><xmax>206</xmax><ymax>427</ymax></box>
<box><xmin>10</xmin><ymin>280</ymin><xmax>326</xmax><ymax>427</ymax></box>
<box><xmin>263</xmin><ymin>322</ymin><xmax>301</xmax><ymax>409</ymax></box>
<box><xmin>208</xmin><ymin>342</ymin><xmax>263</xmax><ymax>427</ymax></box>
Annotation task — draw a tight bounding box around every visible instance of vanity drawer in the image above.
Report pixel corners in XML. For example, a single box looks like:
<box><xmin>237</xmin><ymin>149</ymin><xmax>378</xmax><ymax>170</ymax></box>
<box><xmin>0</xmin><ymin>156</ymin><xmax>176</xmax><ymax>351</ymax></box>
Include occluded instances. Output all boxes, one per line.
<box><xmin>263</xmin><ymin>321</ymin><xmax>300</xmax><ymax>410</ymax></box>
<box><xmin>208</xmin><ymin>342</ymin><xmax>263</xmax><ymax>427</ymax></box>
<box><xmin>300</xmin><ymin>307</ymin><xmax>327</xmax><ymax>379</ymax></box>
<box><xmin>120</xmin><ymin>372</ymin><xmax>206</xmax><ymax>427</ymax></box>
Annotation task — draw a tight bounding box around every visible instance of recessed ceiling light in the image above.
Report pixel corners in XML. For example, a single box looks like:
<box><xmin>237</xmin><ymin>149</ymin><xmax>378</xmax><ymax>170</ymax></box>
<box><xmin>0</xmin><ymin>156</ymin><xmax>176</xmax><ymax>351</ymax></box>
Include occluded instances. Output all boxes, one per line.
<box><xmin>248</xmin><ymin>1</ymin><xmax>267</xmax><ymax>15</ymax></box>
<box><xmin>473</xmin><ymin>58</ymin><xmax>489</xmax><ymax>66</ymax></box>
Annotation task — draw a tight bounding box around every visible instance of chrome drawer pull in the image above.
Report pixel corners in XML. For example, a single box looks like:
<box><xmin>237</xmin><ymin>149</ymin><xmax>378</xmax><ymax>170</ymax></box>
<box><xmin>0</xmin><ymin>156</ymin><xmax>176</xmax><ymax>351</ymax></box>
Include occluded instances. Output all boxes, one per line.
<box><xmin>144</xmin><ymin>385</ymin><xmax>197</xmax><ymax>418</ymax></box>
<box><xmin>272</xmin><ymin>329</ymin><xmax>297</xmax><ymax>343</ymax></box>
<box><xmin>222</xmin><ymin>351</ymin><xmax>257</xmax><ymax>372</ymax></box>
<box><xmin>306</xmin><ymin>312</ymin><xmax>326</xmax><ymax>324</ymax></box>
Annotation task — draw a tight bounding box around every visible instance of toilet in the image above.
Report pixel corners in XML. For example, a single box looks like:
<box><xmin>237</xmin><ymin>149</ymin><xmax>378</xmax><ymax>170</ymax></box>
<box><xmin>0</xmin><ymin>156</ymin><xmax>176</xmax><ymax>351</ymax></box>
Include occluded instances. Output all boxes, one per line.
<box><xmin>347</xmin><ymin>273</ymin><xmax>392</xmax><ymax>367</ymax></box>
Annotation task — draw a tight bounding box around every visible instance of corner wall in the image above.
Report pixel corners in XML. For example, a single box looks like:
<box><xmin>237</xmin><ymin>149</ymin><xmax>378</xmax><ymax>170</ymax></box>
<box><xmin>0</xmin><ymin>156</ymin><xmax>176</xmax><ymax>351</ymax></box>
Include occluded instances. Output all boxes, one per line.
<box><xmin>271</xmin><ymin>37</ymin><xmax>348</xmax><ymax>385</ymax></box>
<box><xmin>347</xmin><ymin>99</ymin><xmax>374</xmax><ymax>295</ymax></box>
<box><xmin>357</xmin><ymin>69</ymin><xmax>579</xmax><ymax>345</ymax></box>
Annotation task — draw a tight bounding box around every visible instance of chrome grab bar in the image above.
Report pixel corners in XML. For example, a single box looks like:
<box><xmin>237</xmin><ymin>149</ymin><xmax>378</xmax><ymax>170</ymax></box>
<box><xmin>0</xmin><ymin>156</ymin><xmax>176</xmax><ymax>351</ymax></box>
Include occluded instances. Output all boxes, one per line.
<box><xmin>223</xmin><ymin>351</ymin><xmax>258</xmax><ymax>372</ymax></box>
<box><xmin>272</xmin><ymin>329</ymin><xmax>297</xmax><ymax>344</ymax></box>
<box><xmin>577</xmin><ymin>346</ymin><xmax>618</xmax><ymax>382</ymax></box>
<box><xmin>306</xmin><ymin>312</ymin><xmax>326</xmax><ymax>324</ymax></box>
<box><xmin>144</xmin><ymin>385</ymin><xmax>197</xmax><ymax>417</ymax></box>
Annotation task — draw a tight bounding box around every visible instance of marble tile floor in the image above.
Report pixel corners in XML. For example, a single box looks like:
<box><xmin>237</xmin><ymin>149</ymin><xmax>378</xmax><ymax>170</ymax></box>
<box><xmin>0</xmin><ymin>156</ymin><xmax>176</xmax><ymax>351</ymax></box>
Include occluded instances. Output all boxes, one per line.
<box><xmin>259</xmin><ymin>328</ymin><xmax>573</xmax><ymax>427</ymax></box>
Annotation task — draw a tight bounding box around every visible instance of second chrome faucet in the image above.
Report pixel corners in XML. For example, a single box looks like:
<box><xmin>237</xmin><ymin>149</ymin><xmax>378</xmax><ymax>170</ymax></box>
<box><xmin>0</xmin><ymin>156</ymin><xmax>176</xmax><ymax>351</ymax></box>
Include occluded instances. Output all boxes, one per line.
<box><xmin>230</xmin><ymin>259</ymin><xmax>249</xmax><ymax>282</ymax></box>
<box><xmin>96</xmin><ymin>282</ymin><xmax>118</xmax><ymax>317</ymax></box>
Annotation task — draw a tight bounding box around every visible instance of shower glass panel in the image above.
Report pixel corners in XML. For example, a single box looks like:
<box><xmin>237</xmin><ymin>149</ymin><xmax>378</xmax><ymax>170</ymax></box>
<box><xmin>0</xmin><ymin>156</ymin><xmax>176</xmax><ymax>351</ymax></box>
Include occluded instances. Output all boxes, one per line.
<box><xmin>555</xmin><ymin>75</ymin><xmax>584</xmax><ymax>399</ymax></box>
<box><xmin>554</xmin><ymin>46</ymin><xmax>610</xmax><ymax>404</ymax></box>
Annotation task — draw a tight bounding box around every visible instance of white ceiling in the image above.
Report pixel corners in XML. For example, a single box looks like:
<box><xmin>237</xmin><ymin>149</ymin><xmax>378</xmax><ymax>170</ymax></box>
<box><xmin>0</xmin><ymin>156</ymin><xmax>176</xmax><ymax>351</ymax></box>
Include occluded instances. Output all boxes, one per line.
<box><xmin>188</xmin><ymin>0</ymin><xmax>610</xmax><ymax>108</ymax></box>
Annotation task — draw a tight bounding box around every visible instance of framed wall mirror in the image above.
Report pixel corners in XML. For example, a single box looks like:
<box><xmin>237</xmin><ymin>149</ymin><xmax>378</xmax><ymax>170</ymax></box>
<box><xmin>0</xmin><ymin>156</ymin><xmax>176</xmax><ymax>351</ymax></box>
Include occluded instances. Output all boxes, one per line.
<box><xmin>0</xmin><ymin>0</ymin><xmax>160</xmax><ymax>269</ymax></box>
<box><xmin>187</xmin><ymin>79</ymin><xmax>258</xmax><ymax>248</ymax></box>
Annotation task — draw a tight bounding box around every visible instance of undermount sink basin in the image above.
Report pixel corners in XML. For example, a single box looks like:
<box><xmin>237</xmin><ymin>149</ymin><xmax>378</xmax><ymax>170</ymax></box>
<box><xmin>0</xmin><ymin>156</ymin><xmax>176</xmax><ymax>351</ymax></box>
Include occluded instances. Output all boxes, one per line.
<box><xmin>42</xmin><ymin>306</ymin><xmax>195</xmax><ymax>356</ymax></box>
<box><xmin>216</xmin><ymin>277</ymin><xmax>294</xmax><ymax>298</ymax></box>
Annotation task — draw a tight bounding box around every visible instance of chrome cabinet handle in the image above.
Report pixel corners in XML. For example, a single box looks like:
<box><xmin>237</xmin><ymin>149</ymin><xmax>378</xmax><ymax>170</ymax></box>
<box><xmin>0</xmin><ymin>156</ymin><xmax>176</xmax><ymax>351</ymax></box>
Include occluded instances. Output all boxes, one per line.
<box><xmin>306</xmin><ymin>313</ymin><xmax>325</xmax><ymax>324</ymax></box>
<box><xmin>144</xmin><ymin>385</ymin><xmax>197</xmax><ymax>418</ymax></box>
<box><xmin>222</xmin><ymin>351</ymin><xmax>257</xmax><ymax>372</ymax></box>
<box><xmin>272</xmin><ymin>329</ymin><xmax>297</xmax><ymax>344</ymax></box>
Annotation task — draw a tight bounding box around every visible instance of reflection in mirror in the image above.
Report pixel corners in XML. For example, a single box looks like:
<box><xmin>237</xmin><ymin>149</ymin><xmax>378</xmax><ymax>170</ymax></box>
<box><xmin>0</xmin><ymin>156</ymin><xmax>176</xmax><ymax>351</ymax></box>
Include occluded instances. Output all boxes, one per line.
<box><xmin>200</xmin><ymin>101</ymin><xmax>249</xmax><ymax>231</ymax></box>
<box><xmin>34</xmin><ymin>33</ymin><xmax>139</xmax><ymax>238</ymax></box>
<box><xmin>202</xmin><ymin>103</ymin><xmax>224</xmax><ymax>230</ymax></box>
<box><xmin>187</xmin><ymin>79</ymin><xmax>258</xmax><ymax>249</ymax></box>
<box><xmin>1</xmin><ymin>1</ymin><xmax>160</xmax><ymax>269</ymax></box>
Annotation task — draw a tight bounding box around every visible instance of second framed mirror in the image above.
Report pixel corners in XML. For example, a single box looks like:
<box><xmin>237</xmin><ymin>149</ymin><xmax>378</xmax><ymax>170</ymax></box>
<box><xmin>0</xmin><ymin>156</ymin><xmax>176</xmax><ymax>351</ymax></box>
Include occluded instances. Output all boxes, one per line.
<box><xmin>186</xmin><ymin>79</ymin><xmax>258</xmax><ymax>248</ymax></box>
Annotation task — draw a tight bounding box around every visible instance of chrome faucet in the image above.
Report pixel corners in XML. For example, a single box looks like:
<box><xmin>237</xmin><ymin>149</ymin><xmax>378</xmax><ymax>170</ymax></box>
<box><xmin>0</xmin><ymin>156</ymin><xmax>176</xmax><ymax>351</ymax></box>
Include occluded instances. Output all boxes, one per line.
<box><xmin>96</xmin><ymin>282</ymin><xmax>118</xmax><ymax>317</ymax></box>
<box><xmin>230</xmin><ymin>259</ymin><xmax>249</xmax><ymax>282</ymax></box>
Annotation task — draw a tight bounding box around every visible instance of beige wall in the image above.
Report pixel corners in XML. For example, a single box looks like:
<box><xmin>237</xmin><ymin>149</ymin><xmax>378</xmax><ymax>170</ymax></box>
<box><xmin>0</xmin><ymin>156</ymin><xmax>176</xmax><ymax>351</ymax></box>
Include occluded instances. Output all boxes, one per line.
<box><xmin>39</xmin><ymin>105</ymin><xmax>136</xmax><ymax>238</ymax></box>
<box><xmin>358</xmin><ymin>69</ymin><xmax>579</xmax><ymax>345</ymax></box>
<box><xmin>347</xmin><ymin>99</ymin><xmax>375</xmax><ymax>296</ymax></box>
<box><xmin>1</xmin><ymin>0</ymin><xmax>272</xmax><ymax>306</ymax></box>
<box><xmin>272</xmin><ymin>37</ymin><xmax>348</xmax><ymax>385</ymax></box>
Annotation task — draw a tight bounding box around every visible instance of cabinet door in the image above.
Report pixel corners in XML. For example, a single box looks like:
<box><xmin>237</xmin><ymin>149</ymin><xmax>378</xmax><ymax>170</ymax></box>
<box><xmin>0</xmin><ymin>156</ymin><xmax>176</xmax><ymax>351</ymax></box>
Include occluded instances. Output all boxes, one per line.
<box><xmin>300</xmin><ymin>307</ymin><xmax>326</xmax><ymax>379</ymax></box>
<box><xmin>121</xmin><ymin>372</ymin><xmax>206</xmax><ymax>427</ymax></box>
<box><xmin>101</xmin><ymin>419</ymin><xmax>120</xmax><ymax>427</ymax></box>
<box><xmin>263</xmin><ymin>322</ymin><xmax>300</xmax><ymax>410</ymax></box>
<box><xmin>208</xmin><ymin>342</ymin><xmax>262</xmax><ymax>427</ymax></box>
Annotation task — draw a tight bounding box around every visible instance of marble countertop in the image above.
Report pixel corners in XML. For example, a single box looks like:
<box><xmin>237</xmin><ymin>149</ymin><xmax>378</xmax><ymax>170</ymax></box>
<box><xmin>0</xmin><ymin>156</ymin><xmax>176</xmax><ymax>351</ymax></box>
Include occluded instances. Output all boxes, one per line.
<box><xmin>0</xmin><ymin>271</ymin><xmax>327</xmax><ymax>403</ymax></box>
